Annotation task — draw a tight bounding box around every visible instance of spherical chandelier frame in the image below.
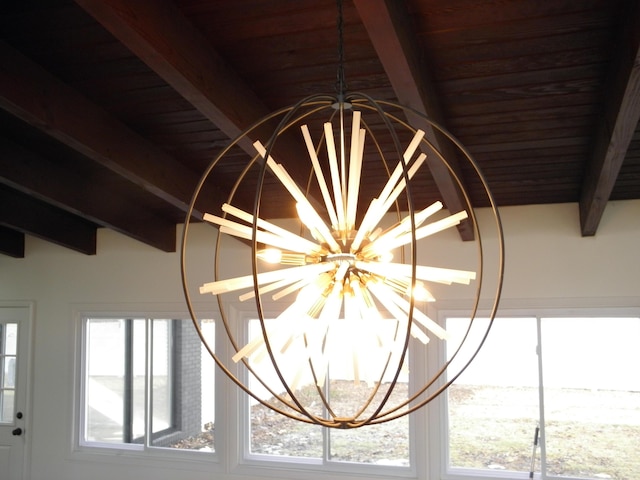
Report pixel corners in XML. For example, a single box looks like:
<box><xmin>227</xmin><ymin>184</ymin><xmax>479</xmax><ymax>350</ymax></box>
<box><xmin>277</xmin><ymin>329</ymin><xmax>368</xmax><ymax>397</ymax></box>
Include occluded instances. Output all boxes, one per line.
<box><xmin>181</xmin><ymin>91</ymin><xmax>504</xmax><ymax>429</ymax></box>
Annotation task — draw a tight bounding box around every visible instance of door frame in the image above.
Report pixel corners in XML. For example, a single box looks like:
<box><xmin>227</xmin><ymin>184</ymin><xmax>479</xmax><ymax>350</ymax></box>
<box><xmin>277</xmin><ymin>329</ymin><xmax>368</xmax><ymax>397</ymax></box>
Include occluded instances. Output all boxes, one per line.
<box><xmin>1</xmin><ymin>301</ymin><xmax>34</xmax><ymax>480</ymax></box>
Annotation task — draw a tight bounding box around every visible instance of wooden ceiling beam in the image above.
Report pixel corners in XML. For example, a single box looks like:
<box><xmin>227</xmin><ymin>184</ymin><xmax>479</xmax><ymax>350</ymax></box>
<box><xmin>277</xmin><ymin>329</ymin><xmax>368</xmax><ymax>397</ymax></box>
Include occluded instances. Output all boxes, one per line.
<box><xmin>0</xmin><ymin>40</ymin><xmax>225</xmax><ymax>218</ymax></box>
<box><xmin>579</xmin><ymin>2</ymin><xmax>640</xmax><ymax>235</ymax></box>
<box><xmin>0</xmin><ymin>185</ymin><xmax>97</xmax><ymax>255</ymax></box>
<box><xmin>74</xmin><ymin>0</ymin><xmax>311</xmax><ymax>188</ymax></box>
<box><xmin>0</xmin><ymin>137</ymin><xmax>176</xmax><ymax>252</ymax></box>
<box><xmin>0</xmin><ymin>225</ymin><xmax>24</xmax><ymax>258</ymax></box>
<box><xmin>354</xmin><ymin>0</ymin><xmax>474</xmax><ymax>241</ymax></box>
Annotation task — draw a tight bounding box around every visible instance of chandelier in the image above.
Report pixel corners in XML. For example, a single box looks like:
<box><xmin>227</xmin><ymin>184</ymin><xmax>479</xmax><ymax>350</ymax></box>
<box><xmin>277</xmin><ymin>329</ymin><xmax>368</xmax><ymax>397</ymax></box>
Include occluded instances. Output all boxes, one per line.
<box><xmin>181</xmin><ymin>3</ymin><xmax>503</xmax><ymax>429</ymax></box>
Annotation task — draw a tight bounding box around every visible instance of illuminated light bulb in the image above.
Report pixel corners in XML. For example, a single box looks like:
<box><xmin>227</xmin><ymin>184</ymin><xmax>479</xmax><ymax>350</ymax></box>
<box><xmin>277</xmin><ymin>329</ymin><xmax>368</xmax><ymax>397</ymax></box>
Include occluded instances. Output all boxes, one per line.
<box><xmin>412</xmin><ymin>282</ymin><xmax>435</xmax><ymax>302</ymax></box>
<box><xmin>298</xmin><ymin>273</ymin><xmax>332</xmax><ymax>304</ymax></box>
<box><xmin>378</xmin><ymin>251</ymin><xmax>394</xmax><ymax>263</ymax></box>
<box><xmin>258</xmin><ymin>248</ymin><xmax>282</xmax><ymax>264</ymax></box>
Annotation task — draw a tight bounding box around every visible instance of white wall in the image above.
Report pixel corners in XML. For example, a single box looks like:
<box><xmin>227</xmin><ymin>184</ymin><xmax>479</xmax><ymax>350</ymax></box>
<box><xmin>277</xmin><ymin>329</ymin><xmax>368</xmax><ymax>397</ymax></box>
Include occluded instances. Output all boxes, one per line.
<box><xmin>1</xmin><ymin>200</ymin><xmax>639</xmax><ymax>480</ymax></box>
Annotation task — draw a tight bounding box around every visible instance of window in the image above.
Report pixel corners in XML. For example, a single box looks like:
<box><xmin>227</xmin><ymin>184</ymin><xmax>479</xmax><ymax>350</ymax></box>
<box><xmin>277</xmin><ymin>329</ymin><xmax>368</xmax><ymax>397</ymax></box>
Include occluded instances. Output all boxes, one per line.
<box><xmin>80</xmin><ymin>316</ymin><xmax>216</xmax><ymax>452</ymax></box>
<box><xmin>75</xmin><ymin>306</ymin><xmax>639</xmax><ymax>479</ymax></box>
<box><xmin>445</xmin><ymin>314</ymin><xmax>640</xmax><ymax>480</ymax></box>
<box><xmin>540</xmin><ymin>317</ymin><xmax>640</xmax><ymax>479</ymax></box>
<box><xmin>245</xmin><ymin>317</ymin><xmax>412</xmax><ymax>469</ymax></box>
<box><xmin>446</xmin><ymin>316</ymin><xmax>539</xmax><ymax>472</ymax></box>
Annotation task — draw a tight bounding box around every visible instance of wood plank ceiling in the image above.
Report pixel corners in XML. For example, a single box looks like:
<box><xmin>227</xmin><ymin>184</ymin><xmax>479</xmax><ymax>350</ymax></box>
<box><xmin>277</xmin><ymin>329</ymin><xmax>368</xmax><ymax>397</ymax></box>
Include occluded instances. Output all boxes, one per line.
<box><xmin>1</xmin><ymin>0</ymin><xmax>639</xmax><ymax>258</ymax></box>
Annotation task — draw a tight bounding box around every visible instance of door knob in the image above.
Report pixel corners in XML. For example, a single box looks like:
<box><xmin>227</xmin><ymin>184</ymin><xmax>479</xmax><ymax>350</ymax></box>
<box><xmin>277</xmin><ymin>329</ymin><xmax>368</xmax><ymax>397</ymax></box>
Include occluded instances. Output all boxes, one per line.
<box><xmin>12</xmin><ymin>428</ymin><xmax>22</xmax><ymax>436</ymax></box>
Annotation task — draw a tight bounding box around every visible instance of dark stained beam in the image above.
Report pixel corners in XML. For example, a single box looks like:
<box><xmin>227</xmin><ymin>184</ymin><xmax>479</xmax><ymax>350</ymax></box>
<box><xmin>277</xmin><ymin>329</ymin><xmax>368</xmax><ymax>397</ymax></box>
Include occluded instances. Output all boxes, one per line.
<box><xmin>0</xmin><ymin>40</ymin><xmax>225</xmax><ymax>218</ymax></box>
<box><xmin>354</xmin><ymin>0</ymin><xmax>474</xmax><ymax>241</ymax></box>
<box><xmin>0</xmin><ymin>137</ymin><xmax>176</xmax><ymax>252</ymax></box>
<box><xmin>0</xmin><ymin>225</ymin><xmax>24</xmax><ymax>258</ymax></box>
<box><xmin>580</xmin><ymin>2</ymin><xmax>640</xmax><ymax>235</ymax></box>
<box><xmin>0</xmin><ymin>185</ymin><xmax>97</xmax><ymax>255</ymax></box>
<box><xmin>74</xmin><ymin>0</ymin><xmax>312</xmax><ymax>188</ymax></box>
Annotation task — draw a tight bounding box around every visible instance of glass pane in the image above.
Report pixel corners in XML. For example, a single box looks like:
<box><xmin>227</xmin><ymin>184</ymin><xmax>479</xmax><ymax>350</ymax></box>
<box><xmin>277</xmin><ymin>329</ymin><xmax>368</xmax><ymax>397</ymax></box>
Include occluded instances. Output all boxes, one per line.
<box><xmin>250</xmin><ymin>394</ymin><xmax>323</xmax><ymax>459</ymax></box>
<box><xmin>131</xmin><ymin>319</ymin><xmax>146</xmax><ymax>442</ymax></box>
<box><xmin>164</xmin><ymin>319</ymin><xmax>217</xmax><ymax>452</ymax></box>
<box><xmin>5</xmin><ymin>323</ymin><xmax>17</xmax><ymax>355</ymax></box>
<box><xmin>151</xmin><ymin>319</ymin><xmax>173</xmax><ymax>437</ymax></box>
<box><xmin>328</xmin><ymin>380</ymin><xmax>410</xmax><ymax>465</ymax></box>
<box><xmin>248</xmin><ymin>318</ymin><xmax>321</xmax><ymax>459</ymax></box>
<box><xmin>3</xmin><ymin>356</ymin><xmax>16</xmax><ymax>388</ymax></box>
<box><xmin>199</xmin><ymin>319</ymin><xmax>216</xmax><ymax>452</ymax></box>
<box><xmin>247</xmin><ymin>317</ymin><xmax>411</xmax><ymax>465</ymax></box>
<box><xmin>85</xmin><ymin>319</ymin><xmax>126</xmax><ymax>443</ymax></box>
<box><xmin>447</xmin><ymin>317</ymin><xmax>539</xmax><ymax>472</ymax></box>
<box><xmin>541</xmin><ymin>317</ymin><xmax>640</xmax><ymax>480</ymax></box>
<box><xmin>1</xmin><ymin>389</ymin><xmax>15</xmax><ymax>422</ymax></box>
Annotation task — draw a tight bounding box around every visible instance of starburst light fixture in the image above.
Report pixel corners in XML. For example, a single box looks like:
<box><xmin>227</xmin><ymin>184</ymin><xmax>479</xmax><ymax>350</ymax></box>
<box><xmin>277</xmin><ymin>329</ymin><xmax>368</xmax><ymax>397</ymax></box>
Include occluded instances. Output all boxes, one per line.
<box><xmin>181</xmin><ymin>5</ymin><xmax>503</xmax><ymax>430</ymax></box>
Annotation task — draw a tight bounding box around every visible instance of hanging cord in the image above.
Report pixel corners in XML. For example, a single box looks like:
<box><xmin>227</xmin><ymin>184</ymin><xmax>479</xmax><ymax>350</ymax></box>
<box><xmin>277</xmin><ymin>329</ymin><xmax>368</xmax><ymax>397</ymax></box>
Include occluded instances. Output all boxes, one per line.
<box><xmin>335</xmin><ymin>0</ymin><xmax>348</xmax><ymax>100</ymax></box>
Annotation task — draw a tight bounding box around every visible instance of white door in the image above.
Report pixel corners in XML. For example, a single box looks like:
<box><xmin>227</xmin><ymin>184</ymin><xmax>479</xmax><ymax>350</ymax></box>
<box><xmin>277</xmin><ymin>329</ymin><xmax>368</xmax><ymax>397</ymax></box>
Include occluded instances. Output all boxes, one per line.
<box><xmin>0</xmin><ymin>305</ymin><xmax>31</xmax><ymax>480</ymax></box>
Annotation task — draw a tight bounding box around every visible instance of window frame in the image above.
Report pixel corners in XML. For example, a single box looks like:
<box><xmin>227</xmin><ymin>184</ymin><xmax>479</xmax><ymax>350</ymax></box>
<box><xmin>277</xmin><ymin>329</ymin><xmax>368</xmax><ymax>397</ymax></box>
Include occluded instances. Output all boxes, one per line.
<box><xmin>71</xmin><ymin>300</ymin><xmax>639</xmax><ymax>480</ymax></box>
<box><xmin>79</xmin><ymin>317</ymin><xmax>179</xmax><ymax>447</ymax></box>
<box><xmin>226</xmin><ymin>303</ymin><xmax>421</xmax><ymax>479</ymax></box>
<box><xmin>433</xmin><ymin>300</ymin><xmax>640</xmax><ymax>480</ymax></box>
<box><xmin>0</xmin><ymin>321</ymin><xmax>19</xmax><ymax>424</ymax></box>
<box><xmin>71</xmin><ymin>306</ymin><xmax>220</xmax><ymax>471</ymax></box>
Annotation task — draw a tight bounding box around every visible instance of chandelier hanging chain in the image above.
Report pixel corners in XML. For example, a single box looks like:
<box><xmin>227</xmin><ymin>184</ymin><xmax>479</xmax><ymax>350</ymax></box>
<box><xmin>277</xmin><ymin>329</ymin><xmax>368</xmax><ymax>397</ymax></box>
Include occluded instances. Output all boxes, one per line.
<box><xmin>335</xmin><ymin>0</ymin><xmax>348</xmax><ymax>100</ymax></box>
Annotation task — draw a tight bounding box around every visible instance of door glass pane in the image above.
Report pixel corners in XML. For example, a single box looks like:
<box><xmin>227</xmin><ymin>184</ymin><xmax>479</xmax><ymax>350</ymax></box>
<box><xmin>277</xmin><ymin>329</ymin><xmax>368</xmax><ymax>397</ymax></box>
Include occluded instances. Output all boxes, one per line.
<box><xmin>541</xmin><ymin>317</ymin><xmax>640</xmax><ymax>480</ymax></box>
<box><xmin>85</xmin><ymin>319</ymin><xmax>126</xmax><ymax>443</ymax></box>
<box><xmin>1</xmin><ymin>390</ymin><xmax>15</xmax><ymax>423</ymax></box>
<box><xmin>2</xmin><ymin>356</ymin><xmax>15</xmax><ymax>389</ymax></box>
<box><xmin>5</xmin><ymin>323</ymin><xmax>17</xmax><ymax>355</ymax></box>
<box><xmin>447</xmin><ymin>317</ymin><xmax>539</xmax><ymax>473</ymax></box>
